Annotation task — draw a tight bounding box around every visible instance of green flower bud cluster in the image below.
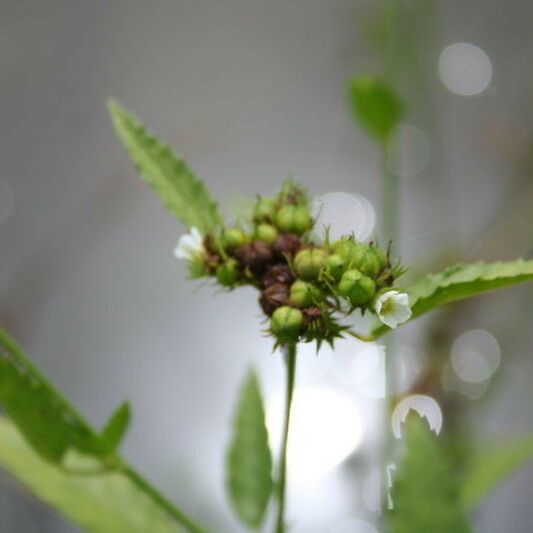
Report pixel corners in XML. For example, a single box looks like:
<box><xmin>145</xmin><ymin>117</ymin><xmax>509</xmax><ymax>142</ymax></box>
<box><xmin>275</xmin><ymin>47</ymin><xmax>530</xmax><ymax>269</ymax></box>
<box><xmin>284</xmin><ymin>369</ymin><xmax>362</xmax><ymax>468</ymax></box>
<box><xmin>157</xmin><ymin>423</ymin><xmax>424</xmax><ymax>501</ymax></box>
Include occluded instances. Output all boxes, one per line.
<box><xmin>189</xmin><ymin>181</ymin><xmax>400</xmax><ymax>348</ymax></box>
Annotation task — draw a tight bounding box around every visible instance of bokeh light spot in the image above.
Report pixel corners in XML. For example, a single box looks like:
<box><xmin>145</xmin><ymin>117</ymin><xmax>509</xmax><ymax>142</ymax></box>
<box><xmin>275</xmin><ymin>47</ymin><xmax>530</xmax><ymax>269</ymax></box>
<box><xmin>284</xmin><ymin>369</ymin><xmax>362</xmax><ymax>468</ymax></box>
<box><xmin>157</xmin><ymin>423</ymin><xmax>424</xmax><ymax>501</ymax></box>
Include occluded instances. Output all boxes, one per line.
<box><xmin>267</xmin><ymin>388</ymin><xmax>364</xmax><ymax>482</ymax></box>
<box><xmin>330</xmin><ymin>339</ymin><xmax>385</xmax><ymax>398</ymax></box>
<box><xmin>312</xmin><ymin>192</ymin><xmax>375</xmax><ymax>242</ymax></box>
<box><xmin>391</xmin><ymin>395</ymin><xmax>442</xmax><ymax>438</ymax></box>
<box><xmin>362</xmin><ymin>467</ymin><xmax>381</xmax><ymax>513</ymax></box>
<box><xmin>293</xmin><ymin>342</ymin><xmax>333</xmax><ymax>386</ymax></box>
<box><xmin>451</xmin><ymin>329</ymin><xmax>500</xmax><ymax>383</ymax></box>
<box><xmin>438</xmin><ymin>42</ymin><xmax>492</xmax><ymax>96</ymax></box>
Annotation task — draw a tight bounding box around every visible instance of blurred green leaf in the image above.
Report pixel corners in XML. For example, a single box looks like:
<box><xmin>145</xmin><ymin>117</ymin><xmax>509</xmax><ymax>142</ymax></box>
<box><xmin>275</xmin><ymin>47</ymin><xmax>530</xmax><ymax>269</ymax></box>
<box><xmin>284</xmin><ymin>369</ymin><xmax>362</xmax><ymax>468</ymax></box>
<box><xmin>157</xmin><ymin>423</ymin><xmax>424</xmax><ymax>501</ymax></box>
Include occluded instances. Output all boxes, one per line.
<box><xmin>390</xmin><ymin>416</ymin><xmax>471</xmax><ymax>533</ymax></box>
<box><xmin>0</xmin><ymin>417</ymin><xmax>177</xmax><ymax>533</ymax></box>
<box><xmin>462</xmin><ymin>434</ymin><xmax>533</xmax><ymax>509</ymax></box>
<box><xmin>0</xmin><ymin>327</ymin><xmax>206</xmax><ymax>533</ymax></box>
<box><xmin>108</xmin><ymin>100</ymin><xmax>223</xmax><ymax>234</ymax></box>
<box><xmin>0</xmin><ymin>326</ymin><xmax>105</xmax><ymax>462</ymax></box>
<box><xmin>348</xmin><ymin>75</ymin><xmax>403</xmax><ymax>143</ymax></box>
<box><xmin>101</xmin><ymin>402</ymin><xmax>131</xmax><ymax>453</ymax></box>
<box><xmin>373</xmin><ymin>259</ymin><xmax>533</xmax><ymax>337</ymax></box>
<box><xmin>226</xmin><ymin>370</ymin><xmax>273</xmax><ymax>529</ymax></box>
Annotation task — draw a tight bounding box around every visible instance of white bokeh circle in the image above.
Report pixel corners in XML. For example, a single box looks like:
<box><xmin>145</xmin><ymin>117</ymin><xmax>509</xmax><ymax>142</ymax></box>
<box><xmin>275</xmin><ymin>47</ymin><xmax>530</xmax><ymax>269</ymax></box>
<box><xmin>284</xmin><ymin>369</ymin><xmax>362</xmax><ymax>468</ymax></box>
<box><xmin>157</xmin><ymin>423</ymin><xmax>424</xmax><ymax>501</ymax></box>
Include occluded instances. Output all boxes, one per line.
<box><xmin>312</xmin><ymin>192</ymin><xmax>375</xmax><ymax>242</ymax></box>
<box><xmin>438</xmin><ymin>42</ymin><xmax>492</xmax><ymax>96</ymax></box>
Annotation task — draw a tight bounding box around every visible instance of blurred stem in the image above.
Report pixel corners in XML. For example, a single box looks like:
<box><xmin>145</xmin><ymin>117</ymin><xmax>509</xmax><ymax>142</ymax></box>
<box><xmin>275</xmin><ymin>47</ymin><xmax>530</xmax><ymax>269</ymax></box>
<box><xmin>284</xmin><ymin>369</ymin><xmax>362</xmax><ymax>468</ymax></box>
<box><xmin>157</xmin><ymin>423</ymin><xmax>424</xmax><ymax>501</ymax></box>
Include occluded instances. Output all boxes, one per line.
<box><xmin>381</xmin><ymin>146</ymin><xmax>398</xmax><ymax>515</ymax></box>
<box><xmin>275</xmin><ymin>343</ymin><xmax>297</xmax><ymax>533</ymax></box>
<box><xmin>381</xmin><ymin>146</ymin><xmax>398</xmax><ymax>245</ymax></box>
<box><xmin>119</xmin><ymin>462</ymin><xmax>209</xmax><ymax>533</ymax></box>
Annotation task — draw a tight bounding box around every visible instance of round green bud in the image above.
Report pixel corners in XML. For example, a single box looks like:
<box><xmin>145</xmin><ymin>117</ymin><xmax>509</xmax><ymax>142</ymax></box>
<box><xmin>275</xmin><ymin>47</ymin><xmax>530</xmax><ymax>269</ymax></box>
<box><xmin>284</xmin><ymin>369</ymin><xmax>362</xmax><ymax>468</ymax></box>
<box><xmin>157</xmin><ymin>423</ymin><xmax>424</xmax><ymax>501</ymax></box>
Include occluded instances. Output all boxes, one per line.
<box><xmin>356</xmin><ymin>245</ymin><xmax>381</xmax><ymax>277</ymax></box>
<box><xmin>337</xmin><ymin>269</ymin><xmax>376</xmax><ymax>305</ymax></box>
<box><xmin>216</xmin><ymin>259</ymin><xmax>240</xmax><ymax>286</ymax></box>
<box><xmin>289</xmin><ymin>280</ymin><xmax>323</xmax><ymax>308</ymax></box>
<box><xmin>293</xmin><ymin>248</ymin><xmax>329</xmax><ymax>281</ymax></box>
<box><xmin>253</xmin><ymin>197</ymin><xmax>277</xmax><ymax>222</ymax></box>
<box><xmin>324</xmin><ymin>253</ymin><xmax>346</xmax><ymax>281</ymax></box>
<box><xmin>270</xmin><ymin>306</ymin><xmax>304</xmax><ymax>342</ymax></box>
<box><xmin>331</xmin><ymin>239</ymin><xmax>364</xmax><ymax>264</ymax></box>
<box><xmin>254</xmin><ymin>223</ymin><xmax>279</xmax><ymax>244</ymax></box>
<box><xmin>331</xmin><ymin>238</ymin><xmax>354</xmax><ymax>258</ymax></box>
<box><xmin>275</xmin><ymin>205</ymin><xmax>312</xmax><ymax>235</ymax></box>
<box><xmin>221</xmin><ymin>228</ymin><xmax>248</xmax><ymax>250</ymax></box>
<box><xmin>372</xmin><ymin>246</ymin><xmax>388</xmax><ymax>270</ymax></box>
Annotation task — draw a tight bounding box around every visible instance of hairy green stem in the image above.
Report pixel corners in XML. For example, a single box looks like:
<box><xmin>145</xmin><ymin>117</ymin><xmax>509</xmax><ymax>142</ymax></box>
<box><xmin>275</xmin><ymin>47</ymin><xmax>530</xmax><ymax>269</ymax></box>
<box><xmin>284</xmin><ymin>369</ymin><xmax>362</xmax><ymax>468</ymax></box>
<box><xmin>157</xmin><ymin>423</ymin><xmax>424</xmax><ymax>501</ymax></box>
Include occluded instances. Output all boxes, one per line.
<box><xmin>275</xmin><ymin>343</ymin><xmax>297</xmax><ymax>533</ymax></box>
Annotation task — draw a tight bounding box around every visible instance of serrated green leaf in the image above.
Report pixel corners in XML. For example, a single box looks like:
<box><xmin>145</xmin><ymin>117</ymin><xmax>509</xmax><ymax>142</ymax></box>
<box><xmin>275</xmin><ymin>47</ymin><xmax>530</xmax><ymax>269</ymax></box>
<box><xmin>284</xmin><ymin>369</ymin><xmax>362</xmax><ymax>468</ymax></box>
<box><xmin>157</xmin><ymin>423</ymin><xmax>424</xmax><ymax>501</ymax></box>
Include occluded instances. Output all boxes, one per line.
<box><xmin>372</xmin><ymin>259</ymin><xmax>533</xmax><ymax>337</ymax></box>
<box><xmin>101</xmin><ymin>402</ymin><xmax>131</xmax><ymax>453</ymax></box>
<box><xmin>0</xmin><ymin>326</ymin><xmax>105</xmax><ymax>462</ymax></box>
<box><xmin>108</xmin><ymin>99</ymin><xmax>223</xmax><ymax>234</ymax></box>
<box><xmin>348</xmin><ymin>75</ymin><xmax>403</xmax><ymax>142</ymax></box>
<box><xmin>462</xmin><ymin>434</ymin><xmax>533</xmax><ymax>509</ymax></box>
<box><xmin>0</xmin><ymin>417</ymin><xmax>177</xmax><ymax>533</ymax></box>
<box><xmin>226</xmin><ymin>370</ymin><xmax>273</xmax><ymax>529</ymax></box>
<box><xmin>389</xmin><ymin>416</ymin><xmax>471</xmax><ymax>533</ymax></box>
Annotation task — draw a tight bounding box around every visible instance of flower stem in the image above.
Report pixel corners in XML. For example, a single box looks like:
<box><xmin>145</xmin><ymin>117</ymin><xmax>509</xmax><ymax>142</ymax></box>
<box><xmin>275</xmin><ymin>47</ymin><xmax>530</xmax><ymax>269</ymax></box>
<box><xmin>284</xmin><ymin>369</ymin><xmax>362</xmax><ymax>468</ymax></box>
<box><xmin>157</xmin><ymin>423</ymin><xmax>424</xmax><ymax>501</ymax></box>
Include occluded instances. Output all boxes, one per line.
<box><xmin>275</xmin><ymin>343</ymin><xmax>297</xmax><ymax>533</ymax></box>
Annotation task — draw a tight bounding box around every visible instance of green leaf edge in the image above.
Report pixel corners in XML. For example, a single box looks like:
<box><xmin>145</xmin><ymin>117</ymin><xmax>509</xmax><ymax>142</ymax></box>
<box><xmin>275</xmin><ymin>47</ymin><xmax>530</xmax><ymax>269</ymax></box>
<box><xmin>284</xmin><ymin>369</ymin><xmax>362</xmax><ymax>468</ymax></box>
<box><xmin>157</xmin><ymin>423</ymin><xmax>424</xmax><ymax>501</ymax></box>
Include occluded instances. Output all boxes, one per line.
<box><xmin>0</xmin><ymin>416</ymin><xmax>178</xmax><ymax>533</ymax></box>
<box><xmin>108</xmin><ymin>99</ymin><xmax>223</xmax><ymax>234</ymax></box>
<box><xmin>461</xmin><ymin>434</ymin><xmax>533</xmax><ymax>509</ymax></box>
<box><xmin>347</xmin><ymin>74</ymin><xmax>403</xmax><ymax>143</ymax></box>
<box><xmin>372</xmin><ymin>259</ymin><xmax>533</xmax><ymax>337</ymax></box>
<box><xmin>226</xmin><ymin>369</ymin><xmax>273</xmax><ymax>529</ymax></box>
<box><xmin>389</xmin><ymin>416</ymin><xmax>471</xmax><ymax>533</ymax></box>
<box><xmin>101</xmin><ymin>402</ymin><xmax>132</xmax><ymax>453</ymax></box>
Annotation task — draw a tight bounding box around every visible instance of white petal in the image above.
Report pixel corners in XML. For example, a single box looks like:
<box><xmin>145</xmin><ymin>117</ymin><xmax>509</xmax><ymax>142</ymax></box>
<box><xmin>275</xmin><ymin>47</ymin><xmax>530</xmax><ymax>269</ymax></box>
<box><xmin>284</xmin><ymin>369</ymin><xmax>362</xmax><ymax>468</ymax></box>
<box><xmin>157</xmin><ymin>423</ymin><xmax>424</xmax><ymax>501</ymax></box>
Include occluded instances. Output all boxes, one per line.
<box><xmin>173</xmin><ymin>228</ymin><xmax>205</xmax><ymax>261</ymax></box>
<box><xmin>190</xmin><ymin>226</ymin><xmax>203</xmax><ymax>244</ymax></box>
<box><xmin>375</xmin><ymin>291</ymin><xmax>412</xmax><ymax>329</ymax></box>
<box><xmin>380</xmin><ymin>312</ymin><xmax>400</xmax><ymax>329</ymax></box>
<box><xmin>394</xmin><ymin>292</ymin><xmax>409</xmax><ymax>306</ymax></box>
<box><xmin>173</xmin><ymin>239</ymin><xmax>192</xmax><ymax>260</ymax></box>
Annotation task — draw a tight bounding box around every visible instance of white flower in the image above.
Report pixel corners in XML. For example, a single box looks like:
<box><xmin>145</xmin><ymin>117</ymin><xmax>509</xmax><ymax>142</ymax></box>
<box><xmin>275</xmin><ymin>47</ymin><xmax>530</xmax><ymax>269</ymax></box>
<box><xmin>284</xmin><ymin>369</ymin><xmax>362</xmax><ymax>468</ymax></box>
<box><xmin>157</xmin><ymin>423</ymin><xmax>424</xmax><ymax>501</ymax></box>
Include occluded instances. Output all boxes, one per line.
<box><xmin>173</xmin><ymin>227</ymin><xmax>205</xmax><ymax>261</ymax></box>
<box><xmin>374</xmin><ymin>290</ymin><xmax>412</xmax><ymax>329</ymax></box>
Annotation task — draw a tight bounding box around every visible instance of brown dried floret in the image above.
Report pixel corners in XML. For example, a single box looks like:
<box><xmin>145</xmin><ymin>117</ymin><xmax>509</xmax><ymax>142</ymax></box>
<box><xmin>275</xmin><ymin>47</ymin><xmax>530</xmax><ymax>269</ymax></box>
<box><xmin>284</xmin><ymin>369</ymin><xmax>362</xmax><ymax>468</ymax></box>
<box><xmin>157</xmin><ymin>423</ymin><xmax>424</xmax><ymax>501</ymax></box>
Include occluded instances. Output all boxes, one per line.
<box><xmin>235</xmin><ymin>241</ymin><xmax>274</xmax><ymax>270</ymax></box>
<box><xmin>262</xmin><ymin>264</ymin><xmax>293</xmax><ymax>288</ymax></box>
<box><xmin>259</xmin><ymin>283</ymin><xmax>289</xmax><ymax>316</ymax></box>
<box><xmin>273</xmin><ymin>233</ymin><xmax>301</xmax><ymax>258</ymax></box>
<box><xmin>303</xmin><ymin>306</ymin><xmax>323</xmax><ymax>322</ymax></box>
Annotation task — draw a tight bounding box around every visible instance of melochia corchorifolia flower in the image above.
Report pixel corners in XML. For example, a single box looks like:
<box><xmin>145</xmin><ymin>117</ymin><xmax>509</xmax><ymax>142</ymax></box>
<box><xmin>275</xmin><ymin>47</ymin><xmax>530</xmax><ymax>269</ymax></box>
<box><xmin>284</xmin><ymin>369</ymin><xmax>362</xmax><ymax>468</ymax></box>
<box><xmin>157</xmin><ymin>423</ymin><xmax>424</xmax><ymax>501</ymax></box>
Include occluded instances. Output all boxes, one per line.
<box><xmin>173</xmin><ymin>226</ymin><xmax>205</xmax><ymax>260</ymax></box>
<box><xmin>173</xmin><ymin>181</ymin><xmax>410</xmax><ymax>347</ymax></box>
<box><xmin>374</xmin><ymin>290</ymin><xmax>412</xmax><ymax>329</ymax></box>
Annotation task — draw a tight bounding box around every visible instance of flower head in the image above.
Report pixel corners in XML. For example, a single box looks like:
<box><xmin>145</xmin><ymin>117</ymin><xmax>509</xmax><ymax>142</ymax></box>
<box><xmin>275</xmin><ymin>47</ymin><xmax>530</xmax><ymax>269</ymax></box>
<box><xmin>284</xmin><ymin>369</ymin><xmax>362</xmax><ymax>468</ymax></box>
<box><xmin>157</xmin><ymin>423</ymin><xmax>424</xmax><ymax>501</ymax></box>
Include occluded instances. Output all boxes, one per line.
<box><xmin>374</xmin><ymin>290</ymin><xmax>412</xmax><ymax>329</ymax></box>
<box><xmin>173</xmin><ymin>227</ymin><xmax>205</xmax><ymax>261</ymax></box>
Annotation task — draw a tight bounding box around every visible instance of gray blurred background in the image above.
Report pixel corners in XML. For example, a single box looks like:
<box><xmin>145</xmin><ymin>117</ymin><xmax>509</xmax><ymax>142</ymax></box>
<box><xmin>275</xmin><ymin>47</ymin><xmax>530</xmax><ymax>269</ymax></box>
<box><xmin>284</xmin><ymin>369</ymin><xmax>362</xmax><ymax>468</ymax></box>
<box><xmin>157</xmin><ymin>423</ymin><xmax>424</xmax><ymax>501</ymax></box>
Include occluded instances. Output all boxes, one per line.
<box><xmin>1</xmin><ymin>1</ymin><xmax>532</xmax><ymax>532</ymax></box>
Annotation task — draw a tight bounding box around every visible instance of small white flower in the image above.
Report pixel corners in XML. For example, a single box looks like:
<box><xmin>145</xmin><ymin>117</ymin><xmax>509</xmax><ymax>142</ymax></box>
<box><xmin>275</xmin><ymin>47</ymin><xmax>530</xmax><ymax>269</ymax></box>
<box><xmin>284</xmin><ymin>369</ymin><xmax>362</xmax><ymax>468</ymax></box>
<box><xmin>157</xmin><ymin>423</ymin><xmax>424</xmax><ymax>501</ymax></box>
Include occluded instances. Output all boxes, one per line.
<box><xmin>173</xmin><ymin>227</ymin><xmax>205</xmax><ymax>261</ymax></box>
<box><xmin>375</xmin><ymin>290</ymin><xmax>412</xmax><ymax>329</ymax></box>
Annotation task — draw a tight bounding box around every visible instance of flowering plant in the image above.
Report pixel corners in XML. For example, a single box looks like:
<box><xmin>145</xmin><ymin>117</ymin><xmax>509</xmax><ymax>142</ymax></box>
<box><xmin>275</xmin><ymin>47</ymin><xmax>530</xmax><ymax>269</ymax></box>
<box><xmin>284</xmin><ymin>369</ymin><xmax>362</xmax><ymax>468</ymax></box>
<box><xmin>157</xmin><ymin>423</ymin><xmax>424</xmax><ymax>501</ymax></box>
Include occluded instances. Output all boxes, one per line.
<box><xmin>0</xmin><ymin>97</ymin><xmax>532</xmax><ymax>533</ymax></box>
